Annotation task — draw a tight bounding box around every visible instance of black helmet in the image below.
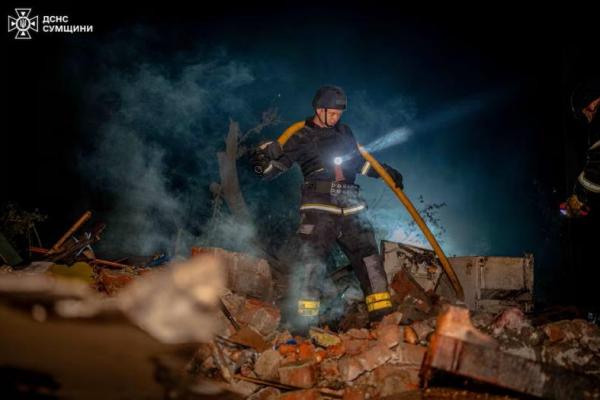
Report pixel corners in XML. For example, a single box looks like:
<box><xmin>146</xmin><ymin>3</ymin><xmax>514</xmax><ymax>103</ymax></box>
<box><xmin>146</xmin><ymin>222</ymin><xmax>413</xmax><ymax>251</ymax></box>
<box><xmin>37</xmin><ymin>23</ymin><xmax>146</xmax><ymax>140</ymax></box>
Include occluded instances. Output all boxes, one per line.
<box><xmin>571</xmin><ymin>76</ymin><xmax>600</xmax><ymax>120</ymax></box>
<box><xmin>312</xmin><ymin>85</ymin><xmax>347</xmax><ymax>110</ymax></box>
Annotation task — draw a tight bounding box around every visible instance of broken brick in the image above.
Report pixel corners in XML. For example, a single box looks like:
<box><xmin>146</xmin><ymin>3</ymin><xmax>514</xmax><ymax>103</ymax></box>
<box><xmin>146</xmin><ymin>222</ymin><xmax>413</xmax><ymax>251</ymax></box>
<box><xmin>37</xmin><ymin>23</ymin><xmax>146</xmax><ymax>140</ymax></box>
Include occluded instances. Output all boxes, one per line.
<box><xmin>392</xmin><ymin>342</ymin><xmax>426</xmax><ymax>366</ymax></box>
<box><xmin>279</xmin><ymin>344</ymin><xmax>297</xmax><ymax>356</ymax></box>
<box><xmin>297</xmin><ymin>342</ymin><xmax>316</xmax><ymax>362</ymax></box>
<box><xmin>247</xmin><ymin>387</ymin><xmax>281</xmax><ymax>400</ymax></box>
<box><xmin>237</xmin><ymin>298</ymin><xmax>281</xmax><ymax>337</ymax></box>
<box><xmin>254</xmin><ymin>349</ymin><xmax>282</xmax><ymax>381</ymax></box>
<box><xmin>191</xmin><ymin>247</ymin><xmax>273</xmax><ymax>301</ymax></box>
<box><xmin>374</xmin><ymin>365</ymin><xmax>418</xmax><ymax>396</ymax></box>
<box><xmin>403</xmin><ymin>326</ymin><xmax>418</xmax><ymax>344</ymax></box>
<box><xmin>326</xmin><ymin>342</ymin><xmax>346</xmax><ymax>359</ymax></box>
<box><xmin>338</xmin><ymin>355</ymin><xmax>365</xmax><ymax>382</ymax></box>
<box><xmin>278</xmin><ymin>389</ymin><xmax>321</xmax><ymax>400</ymax></box>
<box><xmin>355</xmin><ymin>343</ymin><xmax>393</xmax><ymax>371</ymax></box>
<box><xmin>375</xmin><ymin>324</ymin><xmax>401</xmax><ymax>348</ymax></box>
<box><xmin>492</xmin><ymin>307</ymin><xmax>531</xmax><ymax>336</ymax></box>
<box><xmin>341</xmin><ymin>338</ymin><xmax>370</xmax><ymax>356</ymax></box>
<box><xmin>390</xmin><ymin>269</ymin><xmax>432</xmax><ymax>313</ymax></box>
<box><xmin>342</xmin><ymin>387</ymin><xmax>365</xmax><ymax>400</ymax></box>
<box><xmin>278</xmin><ymin>360</ymin><xmax>317</xmax><ymax>389</ymax></box>
<box><xmin>409</xmin><ymin>320</ymin><xmax>434</xmax><ymax>342</ymax></box>
<box><xmin>97</xmin><ymin>268</ymin><xmax>134</xmax><ymax>295</ymax></box>
<box><xmin>542</xmin><ymin>319</ymin><xmax>600</xmax><ymax>344</ymax></box>
<box><xmin>421</xmin><ymin>305</ymin><xmax>600</xmax><ymax>400</ymax></box>
<box><xmin>319</xmin><ymin>358</ymin><xmax>340</xmax><ymax>382</ymax></box>
<box><xmin>346</xmin><ymin>328</ymin><xmax>370</xmax><ymax>340</ymax></box>
<box><xmin>380</xmin><ymin>311</ymin><xmax>403</xmax><ymax>326</ymax></box>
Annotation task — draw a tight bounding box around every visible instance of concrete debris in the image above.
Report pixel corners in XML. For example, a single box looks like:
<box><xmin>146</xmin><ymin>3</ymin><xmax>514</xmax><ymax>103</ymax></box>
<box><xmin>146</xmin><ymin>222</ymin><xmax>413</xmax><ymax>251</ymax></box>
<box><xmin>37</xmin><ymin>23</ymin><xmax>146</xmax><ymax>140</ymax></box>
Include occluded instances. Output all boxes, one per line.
<box><xmin>437</xmin><ymin>254</ymin><xmax>535</xmax><ymax>313</ymax></box>
<box><xmin>421</xmin><ymin>305</ymin><xmax>600</xmax><ymax>400</ymax></box>
<box><xmin>2</xmin><ymin>240</ymin><xmax>599</xmax><ymax>399</ymax></box>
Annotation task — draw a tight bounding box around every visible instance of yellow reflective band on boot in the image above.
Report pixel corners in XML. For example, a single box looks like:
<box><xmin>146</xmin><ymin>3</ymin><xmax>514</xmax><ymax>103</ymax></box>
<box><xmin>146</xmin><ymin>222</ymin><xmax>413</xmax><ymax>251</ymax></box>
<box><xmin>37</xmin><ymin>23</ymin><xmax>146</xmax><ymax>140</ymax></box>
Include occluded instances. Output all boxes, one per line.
<box><xmin>365</xmin><ymin>291</ymin><xmax>393</xmax><ymax>312</ymax></box>
<box><xmin>298</xmin><ymin>299</ymin><xmax>320</xmax><ymax>317</ymax></box>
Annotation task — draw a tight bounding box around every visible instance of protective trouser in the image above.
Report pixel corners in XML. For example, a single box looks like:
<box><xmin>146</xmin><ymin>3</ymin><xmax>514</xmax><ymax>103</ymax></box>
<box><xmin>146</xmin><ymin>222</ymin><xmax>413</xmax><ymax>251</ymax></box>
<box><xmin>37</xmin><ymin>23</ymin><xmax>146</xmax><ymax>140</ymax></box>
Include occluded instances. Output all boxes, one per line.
<box><xmin>294</xmin><ymin>206</ymin><xmax>392</xmax><ymax>323</ymax></box>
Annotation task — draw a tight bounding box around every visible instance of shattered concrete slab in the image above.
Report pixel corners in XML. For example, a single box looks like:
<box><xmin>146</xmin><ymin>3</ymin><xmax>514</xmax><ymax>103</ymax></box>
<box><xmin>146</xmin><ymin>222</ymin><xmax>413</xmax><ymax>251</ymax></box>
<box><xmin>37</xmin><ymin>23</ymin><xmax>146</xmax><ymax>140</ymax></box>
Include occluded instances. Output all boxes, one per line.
<box><xmin>383</xmin><ymin>240</ymin><xmax>535</xmax><ymax>314</ymax></box>
<box><xmin>421</xmin><ymin>305</ymin><xmax>600</xmax><ymax>399</ymax></box>
<box><xmin>437</xmin><ymin>255</ymin><xmax>535</xmax><ymax>313</ymax></box>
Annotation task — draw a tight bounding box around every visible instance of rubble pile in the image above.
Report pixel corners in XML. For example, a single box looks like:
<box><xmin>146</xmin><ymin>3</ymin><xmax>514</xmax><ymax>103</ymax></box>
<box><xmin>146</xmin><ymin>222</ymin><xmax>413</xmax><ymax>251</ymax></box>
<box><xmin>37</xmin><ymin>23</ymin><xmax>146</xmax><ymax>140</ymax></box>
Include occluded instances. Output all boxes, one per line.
<box><xmin>175</xmin><ymin>244</ymin><xmax>600</xmax><ymax>400</ymax></box>
<box><xmin>1</xmin><ymin>217</ymin><xmax>599</xmax><ymax>399</ymax></box>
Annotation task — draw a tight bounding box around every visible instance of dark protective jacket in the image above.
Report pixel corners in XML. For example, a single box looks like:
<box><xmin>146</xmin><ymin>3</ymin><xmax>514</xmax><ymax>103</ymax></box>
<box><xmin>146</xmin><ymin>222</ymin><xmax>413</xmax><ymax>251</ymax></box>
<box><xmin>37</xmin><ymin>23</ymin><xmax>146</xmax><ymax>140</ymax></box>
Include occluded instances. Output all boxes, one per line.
<box><xmin>262</xmin><ymin>118</ymin><xmax>379</xmax><ymax>215</ymax></box>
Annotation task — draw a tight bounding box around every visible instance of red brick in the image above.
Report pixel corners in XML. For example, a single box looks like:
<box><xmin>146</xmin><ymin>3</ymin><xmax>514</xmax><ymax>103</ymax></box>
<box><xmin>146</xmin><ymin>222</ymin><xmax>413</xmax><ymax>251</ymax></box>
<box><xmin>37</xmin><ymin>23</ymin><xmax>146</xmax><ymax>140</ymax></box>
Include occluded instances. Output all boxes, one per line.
<box><xmin>326</xmin><ymin>342</ymin><xmax>346</xmax><ymax>359</ymax></box>
<box><xmin>346</xmin><ymin>328</ymin><xmax>370</xmax><ymax>339</ymax></box>
<box><xmin>338</xmin><ymin>355</ymin><xmax>365</xmax><ymax>382</ymax></box>
<box><xmin>97</xmin><ymin>269</ymin><xmax>134</xmax><ymax>295</ymax></box>
<box><xmin>403</xmin><ymin>326</ymin><xmax>418</xmax><ymax>344</ymax></box>
<box><xmin>392</xmin><ymin>342</ymin><xmax>426</xmax><ymax>366</ymax></box>
<box><xmin>319</xmin><ymin>358</ymin><xmax>340</xmax><ymax>382</ymax></box>
<box><xmin>355</xmin><ymin>343</ymin><xmax>392</xmax><ymax>371</ymax></box>
<box><xmin>410</xmin><ymin>320</ymin><xmax>434</xmax><ymax>342</ymax></box>
<box><xmin>381</xmin><ymin>311</ymin><xmax>403</xmax><ymax>326</ymax></box>
<box><xmin>254</xmin><ymin>349</ymin><xmax>282</xmax><ymax>381</ymax></box>
<box><xmin>342</xmin><ymin>338</ymin><xmax>370</xmax><ymax>355</ymax></box>
<box><xmin>279</xmin><ymin>389</ymin><xmax>321</xmax><ymax>400</ymax></box>
<box><xmin>247</xmin><ymin>387</ymin><xmax>281</xmax><ymax>400</ymax></box>
<box><xmin>390</xmin><ymin>269</ymin><xmax>432</xmax><ymax>312</ymax></box>
<box><xmin>297</xmin><ymin>342</ymin><xmax>316</xmax><ymax>362</ymax></box>
<box><xmin>342</xmin><ymin>387</ymin><xmax>365</xmax><ymax>400</ymax></box>
<box><xmin>278</xmin><ymin>360</ymin><xmax>317</xmax><ymax>389</ymax></box>
<box><xmin>375</xmin><ymin>324</ymin><xmax>401</xmax><ymax>348</ymax></box>
<box><xmin>237</xmin><ymin>298</ymin><xmax>281</xmax><ymax>336</ymax></box>
<box><xmin>279</xmin><ymin>344</ymin><xmax>297</xmax><ymax>355</ymax></box>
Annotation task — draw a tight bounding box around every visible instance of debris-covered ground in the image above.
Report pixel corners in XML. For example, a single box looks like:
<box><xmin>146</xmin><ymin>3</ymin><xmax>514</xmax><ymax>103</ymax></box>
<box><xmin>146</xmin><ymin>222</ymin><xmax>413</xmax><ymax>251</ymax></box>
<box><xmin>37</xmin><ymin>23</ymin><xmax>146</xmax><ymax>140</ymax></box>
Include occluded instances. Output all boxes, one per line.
<box><xmin>1</xmin><ymin>229</ymin><xmax>599</xmax><ymax>399</ymax></box>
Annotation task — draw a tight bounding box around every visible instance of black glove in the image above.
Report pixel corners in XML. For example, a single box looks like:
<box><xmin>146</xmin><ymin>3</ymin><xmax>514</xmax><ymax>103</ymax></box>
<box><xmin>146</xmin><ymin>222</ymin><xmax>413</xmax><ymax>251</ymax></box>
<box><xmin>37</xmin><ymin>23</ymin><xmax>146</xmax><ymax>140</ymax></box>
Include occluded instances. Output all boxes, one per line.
<box><xmin>382</xmin><ymin>163</ymin><xmax>404</xmax><ymax>190</ymax></box>
<box><xmin>250</xmin><ymin>141</ymin><xmax>283</xmax><ymax>176</ymax></box>
<box><xmin>250</xmin><ymin>147</ymin><xmax>270</xmax><ymax>175</ymax></box>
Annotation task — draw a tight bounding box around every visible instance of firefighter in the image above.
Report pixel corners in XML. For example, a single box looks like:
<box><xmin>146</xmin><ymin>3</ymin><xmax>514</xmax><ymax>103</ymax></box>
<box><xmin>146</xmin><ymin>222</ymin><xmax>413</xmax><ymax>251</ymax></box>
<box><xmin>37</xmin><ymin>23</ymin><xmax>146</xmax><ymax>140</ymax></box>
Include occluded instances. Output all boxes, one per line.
<box><xmin>251</xmin><ymin>85</ymin><xmax>404</xmax><ymax>331</ymax></box>
<box><xmin>561</xmin><ymin>76</ymin><xmax>600</xmax><ymax>217</ymax></box>
<box><xmin>560</xmin><ymin>76</ymin><xmax>600</xmax><ymax>320</ymax></box>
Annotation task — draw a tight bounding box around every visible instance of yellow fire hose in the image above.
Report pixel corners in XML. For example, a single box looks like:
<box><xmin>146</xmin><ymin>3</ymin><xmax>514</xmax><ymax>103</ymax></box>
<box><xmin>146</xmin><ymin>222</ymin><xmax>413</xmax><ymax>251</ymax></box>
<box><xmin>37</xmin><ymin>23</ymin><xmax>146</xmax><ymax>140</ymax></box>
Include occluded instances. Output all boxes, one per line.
<box><xmin>277</xmin><ymin>121</ymin><xmax>465</xmax><ymax>300</ymax></box>
<box><xmin>357</xmin><ymin>146</ymin><xmax>464</xmax><ymax>300</ymax></box>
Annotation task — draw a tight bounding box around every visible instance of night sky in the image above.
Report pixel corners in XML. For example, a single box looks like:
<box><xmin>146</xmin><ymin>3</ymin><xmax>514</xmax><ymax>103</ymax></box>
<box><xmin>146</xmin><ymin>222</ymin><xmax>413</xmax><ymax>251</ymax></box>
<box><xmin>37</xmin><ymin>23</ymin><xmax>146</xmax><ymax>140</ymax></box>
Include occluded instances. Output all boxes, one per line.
<box><xmin>4</xmin><ymin>4</ymin><xmax>598</xmax><ymax>307</ymax></box>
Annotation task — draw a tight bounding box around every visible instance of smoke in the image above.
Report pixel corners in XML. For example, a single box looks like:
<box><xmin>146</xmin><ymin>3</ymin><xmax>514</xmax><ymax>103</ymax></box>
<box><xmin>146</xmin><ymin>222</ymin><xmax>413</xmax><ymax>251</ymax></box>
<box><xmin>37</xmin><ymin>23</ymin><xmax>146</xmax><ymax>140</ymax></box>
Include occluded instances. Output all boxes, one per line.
<box><xmin>77</xmin><ymin>30</ymin><xmax>261</xmax><ymax>256</ymax></box>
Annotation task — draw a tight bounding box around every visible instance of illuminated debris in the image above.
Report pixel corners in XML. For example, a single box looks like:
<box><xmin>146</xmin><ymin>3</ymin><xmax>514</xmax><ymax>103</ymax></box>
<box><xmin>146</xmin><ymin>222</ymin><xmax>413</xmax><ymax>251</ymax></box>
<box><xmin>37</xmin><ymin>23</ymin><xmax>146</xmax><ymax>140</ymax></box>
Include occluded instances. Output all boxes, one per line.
<box><xmin>383</xmin><ymin>240</ymin><xmax>535</xmax><ymax>314</ymax></box>
<box><xmin>309</xmin><ymin>327</ymin><xmax>341</xmax><ymax>347</ymax></box>
<box><xmin>421</xmin><ymin>305</ymin><xmax>600</xmax><ymax>399</ymax></box>
<box><xmin>382</xmin><ymin>240</ymin><xmax>442</xmax><ymax>293</ymax></box>
<box><xmin>96</xmin><ymin>267</ymin><xmax>135</xmax><ymax>294</ymax></box>
<box><xmin>437</xmin><ymin>255</ymin><xmax>534</xmax><ymax>313</ymax></box>
<box><xmin>390</xmin><ymin>268</ymin><xmax>433</xmax><ymax>315</ymax></box>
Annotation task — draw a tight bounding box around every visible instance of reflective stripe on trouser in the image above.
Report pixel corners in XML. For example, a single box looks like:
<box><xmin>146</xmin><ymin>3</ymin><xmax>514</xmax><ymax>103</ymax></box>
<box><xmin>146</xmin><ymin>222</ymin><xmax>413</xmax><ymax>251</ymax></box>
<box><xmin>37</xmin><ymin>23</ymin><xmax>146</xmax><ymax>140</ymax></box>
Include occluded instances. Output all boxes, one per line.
<box><xmin>365</xmin><ymin>291</ymin><xmax>393</xmax><ymax>312</ymax></box>
<box><xmin>298</xmin><ymin>299</ymin><xmax>320</xmax><ymax>316</ymax></box>
<box><xmin>299</xmin><ymin>202</ymin><xmax>366</xmax><ymax>215</ymax></box>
